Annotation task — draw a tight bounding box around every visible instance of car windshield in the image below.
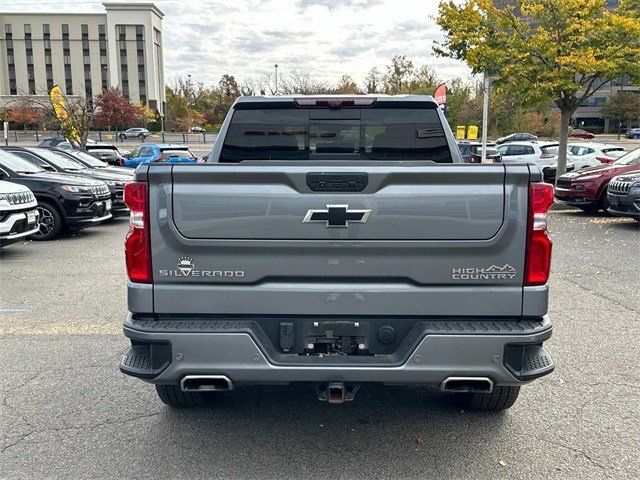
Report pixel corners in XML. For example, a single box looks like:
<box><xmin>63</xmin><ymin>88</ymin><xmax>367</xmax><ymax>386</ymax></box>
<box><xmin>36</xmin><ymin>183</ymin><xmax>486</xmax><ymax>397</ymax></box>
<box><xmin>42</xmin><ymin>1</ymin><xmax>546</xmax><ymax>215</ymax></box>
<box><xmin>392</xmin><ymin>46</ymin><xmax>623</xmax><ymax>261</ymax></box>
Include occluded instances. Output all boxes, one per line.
<box><xmin>70</xmin><ymin>151</ymin><xmax>108</xmax><ymax>167</ymax></box>
<box><xmin>159</xmin><ymin>147</ymin><xmax>195</xmax><ymax>159</ymax></box>
<box><xmin>0</xmin><ymin>151</ymin><xmax>45</xmax><ymax>173</ymax></box>
<box><xmin>31</xmin><ymin>148</ymin><xmax>87</xmax><ymax>170</ymax></box>
<box><xmin>614</xmin><ymin>148</ymin><xmax>640</xmax><ymax>165</ymax></box>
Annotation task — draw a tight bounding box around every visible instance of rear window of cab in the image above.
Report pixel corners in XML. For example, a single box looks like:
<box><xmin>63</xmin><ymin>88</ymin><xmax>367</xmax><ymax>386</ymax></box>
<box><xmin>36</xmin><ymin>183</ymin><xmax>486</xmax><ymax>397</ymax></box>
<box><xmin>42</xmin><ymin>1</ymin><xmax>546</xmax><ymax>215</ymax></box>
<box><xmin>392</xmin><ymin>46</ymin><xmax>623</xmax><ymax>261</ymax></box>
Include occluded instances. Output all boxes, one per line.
<box><xmin>220</xmin><ymin>106</ymin><xmax>452</xmax><ymax>163</ymax></box>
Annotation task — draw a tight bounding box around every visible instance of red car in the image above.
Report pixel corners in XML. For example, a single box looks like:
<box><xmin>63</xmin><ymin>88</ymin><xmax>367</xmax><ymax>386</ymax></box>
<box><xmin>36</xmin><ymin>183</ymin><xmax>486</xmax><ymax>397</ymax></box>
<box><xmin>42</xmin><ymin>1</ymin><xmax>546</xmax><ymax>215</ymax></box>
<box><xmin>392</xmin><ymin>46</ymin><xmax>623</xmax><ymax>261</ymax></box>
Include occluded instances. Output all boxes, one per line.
<box><xmin>569</xmin><ymin>129</ymin><xmax>596</xmax><ymax>139</ymax></box>
<box><xmin>555</xmin><ymin>147</ymin><xmax>640</xmax><ymax>212</ymax></box>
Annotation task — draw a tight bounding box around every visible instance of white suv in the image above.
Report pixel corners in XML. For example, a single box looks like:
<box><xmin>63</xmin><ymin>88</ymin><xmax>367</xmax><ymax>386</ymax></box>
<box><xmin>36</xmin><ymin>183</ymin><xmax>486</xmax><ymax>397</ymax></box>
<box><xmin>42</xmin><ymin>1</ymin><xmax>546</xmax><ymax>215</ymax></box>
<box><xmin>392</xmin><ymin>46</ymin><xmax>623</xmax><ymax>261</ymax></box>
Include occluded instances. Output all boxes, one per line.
<box><xmin>497</xmin><ymin>141</ymin><xmax>574</xmax><ymax>182</ymax></box>
<box><xmin>568</xmin><ymin>143</ymin><xmax>626</xmax><ymax>169</ymax></box>
<box><xmin>0</xmin><ymin>180</ymin><xmax>39</xmax><ymax>247</ymax></box>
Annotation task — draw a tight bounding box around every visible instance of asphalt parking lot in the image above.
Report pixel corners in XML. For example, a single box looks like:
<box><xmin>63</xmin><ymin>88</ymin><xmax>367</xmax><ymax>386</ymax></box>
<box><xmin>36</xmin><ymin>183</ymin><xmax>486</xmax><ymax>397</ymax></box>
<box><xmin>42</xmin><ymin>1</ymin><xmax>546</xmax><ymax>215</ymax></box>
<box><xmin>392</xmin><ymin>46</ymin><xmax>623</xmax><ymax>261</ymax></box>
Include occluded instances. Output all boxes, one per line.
<box><xmin>1</xmin><ymin>209</ymin><xmax>638</xmax><ymax>479</ymax></box>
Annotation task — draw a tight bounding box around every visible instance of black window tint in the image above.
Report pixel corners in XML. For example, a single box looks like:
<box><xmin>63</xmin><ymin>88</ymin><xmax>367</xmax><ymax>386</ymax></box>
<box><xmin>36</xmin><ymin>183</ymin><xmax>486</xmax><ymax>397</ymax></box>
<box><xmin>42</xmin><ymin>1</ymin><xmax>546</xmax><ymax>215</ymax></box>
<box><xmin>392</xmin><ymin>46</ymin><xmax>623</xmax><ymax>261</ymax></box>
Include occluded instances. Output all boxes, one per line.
<box><xmin>361</xmin><ymin>109</ymin><xmax>451</xmax><ymax>162</ymax></box>
<box><xmin>523</xmin><ymin>146</ymin><xmax>535</xmax><ymax>155</ymax></box>
<box><xmin>221</xmin><ymin>109</ymin><xmax>308</xmax><ymax>162</ymax></box>
<box><xmin>220</xmin><ymin>106</ymin><xmax>451</xmax><ymax>162</ymax></box>
<box><xmin>504</xmin><ymin>145</ymin><xmax>521</xmax><ymax>156</ymax></box>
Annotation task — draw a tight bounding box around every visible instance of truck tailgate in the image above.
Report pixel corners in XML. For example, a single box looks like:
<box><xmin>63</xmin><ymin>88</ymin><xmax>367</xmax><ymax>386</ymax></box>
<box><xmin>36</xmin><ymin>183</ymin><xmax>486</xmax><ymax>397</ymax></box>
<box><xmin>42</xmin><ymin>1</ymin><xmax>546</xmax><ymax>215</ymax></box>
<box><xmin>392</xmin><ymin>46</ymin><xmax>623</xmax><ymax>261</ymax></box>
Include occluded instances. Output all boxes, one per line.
<box><xmin>146</xmin><ymin>164</ymin><xmax>531</xmax><ymax>317</ymax></box>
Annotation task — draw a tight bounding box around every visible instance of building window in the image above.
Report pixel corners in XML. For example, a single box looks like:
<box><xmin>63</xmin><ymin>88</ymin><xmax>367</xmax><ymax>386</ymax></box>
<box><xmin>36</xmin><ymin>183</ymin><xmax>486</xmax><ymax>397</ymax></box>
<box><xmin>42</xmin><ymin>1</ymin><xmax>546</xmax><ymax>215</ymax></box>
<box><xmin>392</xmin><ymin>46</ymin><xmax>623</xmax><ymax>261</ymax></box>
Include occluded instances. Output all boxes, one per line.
<box><xmin>98</xmin><ymin>24</ymin><xmax>108</xmax><ymax>89</ymax></box>
<box><xmin>62</xmin><ymin>24</ymin><xmax>73</xmax><ymax>94</ymax></box>
<box><xmin>118</xmin><ymin>25</ymin><xmax>129</xmax><ymax>97</ymax></box>
<box><xmin>135</xmin><ymin>25</ymin><xmax>146</xmax><ymax>104</ymax></box>
<box><xmin>42</xmin><ymin>24</ymin><xmax>53</xmax><ymax>91</ymax></box>
<box><xmin>81</xmin><ymin>24</ymin><xmax>92</xmax><ymax>99</ymax></box>
<box><xmin>24</xmin><ymin>24</ymin><xmax>36</xmax><ymax>94</ymax></box>
<box><xmin>5</xmin><ymin>24</ymin><xmax>16</xmax><ymax>94</ymax></box>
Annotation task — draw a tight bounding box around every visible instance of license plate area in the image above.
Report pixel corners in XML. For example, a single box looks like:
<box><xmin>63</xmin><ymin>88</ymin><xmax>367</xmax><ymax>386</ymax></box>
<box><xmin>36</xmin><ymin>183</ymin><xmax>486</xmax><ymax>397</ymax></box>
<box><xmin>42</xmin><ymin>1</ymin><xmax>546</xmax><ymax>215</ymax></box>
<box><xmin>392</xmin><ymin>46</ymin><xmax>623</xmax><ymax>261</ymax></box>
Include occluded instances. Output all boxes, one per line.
<box><xmin>302</xmin><ymin>321</ymin><xmax>371</xmax><ymax>356</ymax></box>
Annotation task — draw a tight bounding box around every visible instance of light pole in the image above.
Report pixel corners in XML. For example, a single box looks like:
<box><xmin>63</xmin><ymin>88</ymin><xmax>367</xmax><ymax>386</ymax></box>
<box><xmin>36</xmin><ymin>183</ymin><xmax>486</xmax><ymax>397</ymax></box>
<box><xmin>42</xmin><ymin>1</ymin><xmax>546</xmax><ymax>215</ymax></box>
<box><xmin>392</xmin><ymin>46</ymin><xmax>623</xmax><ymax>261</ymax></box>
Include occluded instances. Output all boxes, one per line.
<box><xmin>274</xmin><ymin>64</ymin><xmax>278</xmax><ymax>96</ymax></box>
<box><xmin>481</xmin><ymin>73</ymin><xmax>490</xmax><ymax>163</ymax></box>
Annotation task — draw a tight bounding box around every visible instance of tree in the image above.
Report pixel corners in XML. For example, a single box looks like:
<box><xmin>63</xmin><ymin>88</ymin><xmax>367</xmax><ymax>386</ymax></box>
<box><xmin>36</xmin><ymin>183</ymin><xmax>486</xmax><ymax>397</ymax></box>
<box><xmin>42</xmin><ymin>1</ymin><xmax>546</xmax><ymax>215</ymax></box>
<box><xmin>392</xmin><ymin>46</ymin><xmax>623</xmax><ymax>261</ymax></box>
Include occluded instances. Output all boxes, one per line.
<box><xmin>364</xmin><ymin>67</ymin><xmax>381</xmax><ymax>93</ymax></box>
<box><xmin>134</xmin><ymin>102</ymin><xmax>157</xmax><ymax>128</ymax></box>
<box><xmin>334</xmin><ymin>75</ymin><xmax>361</xmax><ymax>94</ymax></box>
<box><xmin>8</xmin><ymin>106</ymin><xmax>45</xmax><ymax>130</ymax></box>
<box><xmin>435</xmin><ymin>0</ymin><xmax>640</xmax><ymax>180</ymax></box>
<box><xmin>602</xmin><ymin>91</ymin><xmax>640</xmax><ymax>134</ymax></box>
<box><xmin>383</xmin><ymin>55</ymin><xmax>415</xmax><ymax>94</ymax></box>
<box><xmin>92</xmin><ymin>88</ymin><xmax>139</xmax><ymax>130</ymax></box>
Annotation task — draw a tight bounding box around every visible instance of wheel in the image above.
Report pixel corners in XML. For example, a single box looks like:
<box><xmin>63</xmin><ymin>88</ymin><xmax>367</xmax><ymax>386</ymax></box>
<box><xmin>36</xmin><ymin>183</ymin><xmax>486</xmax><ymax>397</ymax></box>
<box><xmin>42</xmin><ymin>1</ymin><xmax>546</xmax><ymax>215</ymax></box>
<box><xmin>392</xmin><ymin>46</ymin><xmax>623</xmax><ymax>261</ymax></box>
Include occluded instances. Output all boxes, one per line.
<box><xmin>458</xmin><ymin>386</ymin><xmax>520</xmax><ymax>411</ymax></box>
<box><xmin>31</xmin><ymin>202</ymin><xmax>64</xmax><ymax>241</ymax></box>
<box><xmin>599</xmin><ymin>194</ymin><xmax>611</xmax><ymax>214</ymax></box>
<box><xmin>634</xmin><ymin>134</ymin><xmax>640</xmax><ymax>140</ymax></box>
<box><xmin>155</xmin><ymin>385</ymin><xmax>207</xmax><ymax>408</ymax></box>
<box><xmin>138</xmin><ymin>133</ymin><xmax>145</xmax><ymax>140</ymax></box>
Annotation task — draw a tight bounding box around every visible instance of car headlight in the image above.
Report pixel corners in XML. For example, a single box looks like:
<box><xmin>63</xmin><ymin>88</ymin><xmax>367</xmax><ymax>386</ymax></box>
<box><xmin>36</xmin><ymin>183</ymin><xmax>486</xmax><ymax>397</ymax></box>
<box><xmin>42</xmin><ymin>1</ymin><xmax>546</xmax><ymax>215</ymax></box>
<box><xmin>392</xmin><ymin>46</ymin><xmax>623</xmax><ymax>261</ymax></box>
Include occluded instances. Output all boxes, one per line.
<box><xmin>575</xmin><ymin>174</ymin><xmax>602</xmax><ymax>181</ymax></box>
<box><xmin>61</xmin><ymin>185</ymin><xmax>92</xmax><ymax>193</ymax></box>
<box><xmin>105</xmin><ymin>180</ymin><xmax>125</xmax><ymax>187</ymax></box>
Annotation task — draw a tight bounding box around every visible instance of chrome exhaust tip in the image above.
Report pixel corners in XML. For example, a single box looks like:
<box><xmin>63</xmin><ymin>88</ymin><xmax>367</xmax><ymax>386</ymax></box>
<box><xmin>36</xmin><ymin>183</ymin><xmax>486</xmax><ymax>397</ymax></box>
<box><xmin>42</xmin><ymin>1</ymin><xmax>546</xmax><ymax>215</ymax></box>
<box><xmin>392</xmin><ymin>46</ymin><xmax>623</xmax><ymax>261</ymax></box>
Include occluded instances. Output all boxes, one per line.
<box><xmin>180</xmin><ymin>375</ymin><xmax>234</xmax><ymax>392</ymax></box>
<box><xmin>440</xmin><ymin>377</ymin><xmax>494</xmax><ymax>394</ymax></box>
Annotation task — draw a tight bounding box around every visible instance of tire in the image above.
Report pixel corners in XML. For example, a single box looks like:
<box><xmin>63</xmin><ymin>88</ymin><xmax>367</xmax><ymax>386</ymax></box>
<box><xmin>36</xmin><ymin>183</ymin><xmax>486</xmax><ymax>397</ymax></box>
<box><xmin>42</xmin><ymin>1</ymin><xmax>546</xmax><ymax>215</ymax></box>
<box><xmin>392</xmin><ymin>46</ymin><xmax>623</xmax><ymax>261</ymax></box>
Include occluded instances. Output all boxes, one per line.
<box><xmin>155</xmin><ymin>385</ymin><xmax>207</xmax><ymax>408</ymax></box>
<box><xmin>634</xmin><ymin>134</ymin><xmax>640</xmax><ymax>140</ymax></box>
<box><xmin>599</xmin><ymin>194</ymin><xmax>611</xmax><ymax>215</ymax></box>
<box><xmin>138</xmin><ymin>133</ymin><xmax>145</xmax><ymax>140</ymax></box>
<box><xmin>459</xmin><ymin>386</ymin><xmax>520</xmax><ymax>411</ymax></box>
<box><xmin>31</xmin><ymin>201</ymin><xmax>64</xmax><ymax>241</ymax></box>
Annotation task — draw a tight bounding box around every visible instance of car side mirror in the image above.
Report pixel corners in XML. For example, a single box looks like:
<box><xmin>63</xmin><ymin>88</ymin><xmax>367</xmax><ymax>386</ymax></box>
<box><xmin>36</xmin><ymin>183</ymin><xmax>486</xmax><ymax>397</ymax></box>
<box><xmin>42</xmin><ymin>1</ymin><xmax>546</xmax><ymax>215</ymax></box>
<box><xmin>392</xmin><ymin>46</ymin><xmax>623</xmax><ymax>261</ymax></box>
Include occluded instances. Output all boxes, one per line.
<box><xmin>202</xmin><ymin>154</ymin><xmax>209</xmax><ymax>162</ymax></box>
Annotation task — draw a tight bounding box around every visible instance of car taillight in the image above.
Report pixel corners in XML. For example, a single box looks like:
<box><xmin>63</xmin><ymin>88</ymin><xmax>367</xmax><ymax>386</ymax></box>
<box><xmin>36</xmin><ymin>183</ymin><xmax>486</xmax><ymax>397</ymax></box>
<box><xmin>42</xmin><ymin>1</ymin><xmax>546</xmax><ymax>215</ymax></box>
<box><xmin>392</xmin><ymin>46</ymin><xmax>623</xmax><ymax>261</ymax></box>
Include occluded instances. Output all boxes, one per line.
<box><xmin>124</xmin><ymin>182</ymin><xmax>152</xmax><ymax>283</ymax></box>
<box><xmin>152</xmin><ymin>156</ymin><xmax>163</xmax><ymax>162</ymax></box>
<box><xmin>524</xmin><ymin>182</ymin><xmax>554</xmax><ymax>286</ymax></box>
<box><xmin>539</xmin><ymin>153</ymin><xmax>555</xmax><ymax>159</ymax></box>
<box><xmin>596</xmin><ymin>156</ymin><xmax>614</xmax><ymax>164</ymax></box>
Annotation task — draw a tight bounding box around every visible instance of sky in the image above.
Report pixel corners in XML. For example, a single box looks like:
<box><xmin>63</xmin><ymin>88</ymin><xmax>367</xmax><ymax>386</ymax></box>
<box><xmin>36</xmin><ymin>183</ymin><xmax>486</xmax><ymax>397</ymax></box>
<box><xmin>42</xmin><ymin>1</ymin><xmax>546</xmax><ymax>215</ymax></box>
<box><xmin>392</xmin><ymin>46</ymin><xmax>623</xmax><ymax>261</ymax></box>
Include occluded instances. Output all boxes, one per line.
<box><xmin>0</xmin><ymin>0</ymin><xmax>471</xmax><ymax>88</ymax></box>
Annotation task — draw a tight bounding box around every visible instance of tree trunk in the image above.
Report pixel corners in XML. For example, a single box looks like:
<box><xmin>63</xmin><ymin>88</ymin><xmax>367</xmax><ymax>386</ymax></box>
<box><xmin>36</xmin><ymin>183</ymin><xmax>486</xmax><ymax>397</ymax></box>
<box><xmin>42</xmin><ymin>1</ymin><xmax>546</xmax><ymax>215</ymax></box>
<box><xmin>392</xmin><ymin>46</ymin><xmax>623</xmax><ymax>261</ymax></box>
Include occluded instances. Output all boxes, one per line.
<box><xmin>556</xmin><ymin>109</ymin><xmax>572</xmax><ymax>183</ymax></box>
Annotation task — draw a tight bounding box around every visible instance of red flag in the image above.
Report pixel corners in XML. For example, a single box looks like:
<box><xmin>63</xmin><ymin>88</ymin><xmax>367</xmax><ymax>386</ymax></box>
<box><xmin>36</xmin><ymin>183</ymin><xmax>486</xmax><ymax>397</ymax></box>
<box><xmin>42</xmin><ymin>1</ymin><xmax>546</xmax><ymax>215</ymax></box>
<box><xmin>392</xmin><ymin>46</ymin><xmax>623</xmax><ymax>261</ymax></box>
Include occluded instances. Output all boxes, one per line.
<box><xmin>434</xmin><ymin>83</ymin><xmax>447</xmax><ymax>106</ymax></box>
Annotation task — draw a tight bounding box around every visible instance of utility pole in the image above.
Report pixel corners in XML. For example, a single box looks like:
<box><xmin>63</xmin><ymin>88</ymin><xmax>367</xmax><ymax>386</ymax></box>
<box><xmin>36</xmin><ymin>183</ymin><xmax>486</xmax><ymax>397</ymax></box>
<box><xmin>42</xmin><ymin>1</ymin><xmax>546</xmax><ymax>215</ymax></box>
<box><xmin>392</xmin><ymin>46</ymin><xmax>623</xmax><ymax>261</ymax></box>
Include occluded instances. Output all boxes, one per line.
<box><xmin>274</xmin><ymin>64</ymin><xmax>278</xmax><ymax>96</ymax></box>
<box><xmin>481</xmin><ymin>73</ymin><xmax>490</xmax><ymax>163</ymax></box>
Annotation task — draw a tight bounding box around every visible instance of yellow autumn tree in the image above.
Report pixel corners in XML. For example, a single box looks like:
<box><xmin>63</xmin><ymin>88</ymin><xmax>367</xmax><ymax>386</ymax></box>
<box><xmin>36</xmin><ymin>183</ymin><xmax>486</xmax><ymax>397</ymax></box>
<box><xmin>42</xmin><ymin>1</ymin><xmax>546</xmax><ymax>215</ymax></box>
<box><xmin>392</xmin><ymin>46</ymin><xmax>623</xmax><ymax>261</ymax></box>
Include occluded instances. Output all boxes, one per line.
<box><xmin>435</xmin><ymin>0</ymin><xmax>640</xmax><ymax>179</ymax></box>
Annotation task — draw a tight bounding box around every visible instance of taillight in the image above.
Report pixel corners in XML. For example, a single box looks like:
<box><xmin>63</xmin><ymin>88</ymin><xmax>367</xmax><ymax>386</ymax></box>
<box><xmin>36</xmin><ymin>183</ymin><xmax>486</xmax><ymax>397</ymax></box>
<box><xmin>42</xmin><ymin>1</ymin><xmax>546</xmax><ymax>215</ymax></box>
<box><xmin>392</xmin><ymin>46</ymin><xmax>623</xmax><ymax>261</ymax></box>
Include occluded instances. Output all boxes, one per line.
<box><xmin>524</xmin><ymin>182</ymin><xmax>554</xmax><ymax>286</ymax></box>
<box><xmin>294</xmin><ymin>97</ymin><xmax>376</xmax><ymax>108</ymax></box>
<box><xmin>596</xmin><ymin>156</ymin><xmax>613</xmax><ymax>164</ymax></box>
<box><xmin>539</xmin><ymin>153</ymin><xmax>555</xmax><ymax>159</ymax></box>
<box><xmin>124</xmin><ymin>182</ymin><xmax>152</xmax><ymax>283</ymax></box>
<box><xmin>152</xmin><ymin>156</ymin><xmax>163</xmax><ymax>163</ymax></box>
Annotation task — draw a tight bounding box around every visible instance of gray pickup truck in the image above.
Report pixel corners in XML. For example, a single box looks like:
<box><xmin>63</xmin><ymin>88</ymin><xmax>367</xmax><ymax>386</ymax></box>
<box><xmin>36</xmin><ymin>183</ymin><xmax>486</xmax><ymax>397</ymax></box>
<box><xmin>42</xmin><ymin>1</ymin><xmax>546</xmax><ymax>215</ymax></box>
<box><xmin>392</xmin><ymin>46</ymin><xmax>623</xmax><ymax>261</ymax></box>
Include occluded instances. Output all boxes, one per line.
<box><xmin>120</xmin><ymin>95</ymin><xmax>555</xmax><ymax>411</ymax></box>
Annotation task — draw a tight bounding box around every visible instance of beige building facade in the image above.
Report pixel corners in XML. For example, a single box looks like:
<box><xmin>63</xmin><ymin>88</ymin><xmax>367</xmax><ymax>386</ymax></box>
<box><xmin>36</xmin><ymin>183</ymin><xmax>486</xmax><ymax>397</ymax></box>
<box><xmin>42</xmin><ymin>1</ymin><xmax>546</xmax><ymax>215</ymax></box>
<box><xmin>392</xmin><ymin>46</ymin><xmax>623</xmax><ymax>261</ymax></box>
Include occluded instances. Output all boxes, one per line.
<box><xmin>0</xmin><ymin>2</ymin><xmax>165</xmax><ymax>116</ymax></box>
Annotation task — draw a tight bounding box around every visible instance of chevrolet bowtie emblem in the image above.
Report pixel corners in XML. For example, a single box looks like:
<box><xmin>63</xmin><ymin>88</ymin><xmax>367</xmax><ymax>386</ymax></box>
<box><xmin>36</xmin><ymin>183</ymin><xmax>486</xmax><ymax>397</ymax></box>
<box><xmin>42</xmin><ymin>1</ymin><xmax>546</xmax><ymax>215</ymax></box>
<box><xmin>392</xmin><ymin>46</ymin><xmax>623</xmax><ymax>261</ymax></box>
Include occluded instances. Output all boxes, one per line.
<box><xmin>303</xmin><ymin>205</ymin><xmax>372</xmax><ymax>228</ymax></box>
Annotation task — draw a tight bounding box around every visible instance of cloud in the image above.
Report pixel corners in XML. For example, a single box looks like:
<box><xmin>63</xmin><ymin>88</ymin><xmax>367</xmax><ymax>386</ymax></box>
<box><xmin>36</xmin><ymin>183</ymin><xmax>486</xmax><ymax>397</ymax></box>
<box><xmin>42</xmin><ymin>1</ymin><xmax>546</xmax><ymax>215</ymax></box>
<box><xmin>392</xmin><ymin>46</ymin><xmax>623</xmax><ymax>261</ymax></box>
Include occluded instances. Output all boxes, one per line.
<box><xmin>4</xmin><ymin>0</ymin><xmax>471</xmax><ymax>87</ymax></box>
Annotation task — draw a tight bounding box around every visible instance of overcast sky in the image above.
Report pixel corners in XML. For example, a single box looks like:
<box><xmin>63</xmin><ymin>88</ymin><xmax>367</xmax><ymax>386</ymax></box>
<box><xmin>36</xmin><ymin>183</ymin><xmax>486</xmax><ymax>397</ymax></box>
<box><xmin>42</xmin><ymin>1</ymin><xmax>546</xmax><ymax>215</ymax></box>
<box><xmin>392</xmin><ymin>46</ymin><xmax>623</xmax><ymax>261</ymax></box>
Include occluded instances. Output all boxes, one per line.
<box><xmin>1</xmin><ymin>0</ymin><xmax>471</xmax><ymax>88</ymax></box>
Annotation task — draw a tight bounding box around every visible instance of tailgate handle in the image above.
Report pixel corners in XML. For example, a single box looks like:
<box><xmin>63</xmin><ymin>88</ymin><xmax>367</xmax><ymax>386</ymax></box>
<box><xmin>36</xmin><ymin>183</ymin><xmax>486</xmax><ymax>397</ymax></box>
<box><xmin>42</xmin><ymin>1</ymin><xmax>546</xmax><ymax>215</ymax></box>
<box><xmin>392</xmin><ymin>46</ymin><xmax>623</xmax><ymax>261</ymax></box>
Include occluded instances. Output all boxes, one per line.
<box><xmin>306</xmin><ymin>172</ymin><xmax>368</xmax><ymax>192</ymax></box>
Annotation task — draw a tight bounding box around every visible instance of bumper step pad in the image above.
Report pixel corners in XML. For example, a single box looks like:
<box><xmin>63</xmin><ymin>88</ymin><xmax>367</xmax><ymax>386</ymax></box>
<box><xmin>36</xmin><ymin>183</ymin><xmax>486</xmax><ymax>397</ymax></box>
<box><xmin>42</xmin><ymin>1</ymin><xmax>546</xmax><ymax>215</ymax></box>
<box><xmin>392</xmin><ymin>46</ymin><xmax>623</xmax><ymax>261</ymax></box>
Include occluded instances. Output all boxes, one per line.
<box><xmin>120</xmin><ymin>343</ymin><xmax>171</xmax><ymax>378</ymax></box>
<box><xmin>504</xmin><ymin>344</ymin><xmax>554</xmax><ymax>380</ymax></box>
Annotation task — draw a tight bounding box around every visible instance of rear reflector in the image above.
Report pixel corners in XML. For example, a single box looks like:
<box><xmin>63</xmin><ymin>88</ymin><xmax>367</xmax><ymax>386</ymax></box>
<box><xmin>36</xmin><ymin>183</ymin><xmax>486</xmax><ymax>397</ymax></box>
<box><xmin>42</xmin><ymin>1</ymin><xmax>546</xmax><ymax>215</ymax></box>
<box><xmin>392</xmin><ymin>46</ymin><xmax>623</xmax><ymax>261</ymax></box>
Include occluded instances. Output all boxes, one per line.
<box><xmin>124</xmin><ymin>182</ymin><xmax>152</xmax><ymax>283</ymax></box>
<box><xmin>524</xmin><ymin>182</ymin><xmax>554</xmax><ymax>286</ymax></box>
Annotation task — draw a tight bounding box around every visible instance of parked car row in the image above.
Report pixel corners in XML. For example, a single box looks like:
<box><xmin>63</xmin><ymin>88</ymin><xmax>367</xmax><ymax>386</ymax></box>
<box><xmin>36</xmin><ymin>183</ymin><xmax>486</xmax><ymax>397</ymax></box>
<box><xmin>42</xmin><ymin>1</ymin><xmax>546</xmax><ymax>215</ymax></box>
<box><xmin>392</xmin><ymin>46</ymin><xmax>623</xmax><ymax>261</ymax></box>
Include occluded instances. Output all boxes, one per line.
<box><xmin>0</xmin><ymin>147</ymin><xmax>134</xmax><ymax>247</ymax></box>
<box><xmin>555</xmin><ymin>147</ymin><xmax>640</xmax><ymax>221</ymax></box>
<box><xmin>459</xmin><ymin>136</ymin><xmax>631</xmax><ymax>185</ymax></box>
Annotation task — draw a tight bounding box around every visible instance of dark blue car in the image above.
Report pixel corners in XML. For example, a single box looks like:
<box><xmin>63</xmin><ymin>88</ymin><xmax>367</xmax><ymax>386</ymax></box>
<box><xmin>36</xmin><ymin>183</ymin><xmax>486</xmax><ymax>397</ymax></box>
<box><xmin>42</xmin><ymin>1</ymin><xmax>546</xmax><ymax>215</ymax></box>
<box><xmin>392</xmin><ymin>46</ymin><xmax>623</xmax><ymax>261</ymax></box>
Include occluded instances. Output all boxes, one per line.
<box><xmin>123</xmin><ymin>144</ymin><xmax>198</xmax><ymax>168</ymax></box>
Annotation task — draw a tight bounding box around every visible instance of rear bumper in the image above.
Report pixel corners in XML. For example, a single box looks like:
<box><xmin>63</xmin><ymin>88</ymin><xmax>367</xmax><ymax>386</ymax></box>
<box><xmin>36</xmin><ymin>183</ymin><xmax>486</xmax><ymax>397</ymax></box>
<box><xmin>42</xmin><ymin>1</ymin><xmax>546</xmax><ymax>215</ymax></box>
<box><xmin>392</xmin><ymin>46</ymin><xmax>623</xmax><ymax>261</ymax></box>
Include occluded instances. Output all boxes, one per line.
<box><xmin>120</xmin><ymin>314</ymin><xmax>554</xmax><ymax>387</ymax></box>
